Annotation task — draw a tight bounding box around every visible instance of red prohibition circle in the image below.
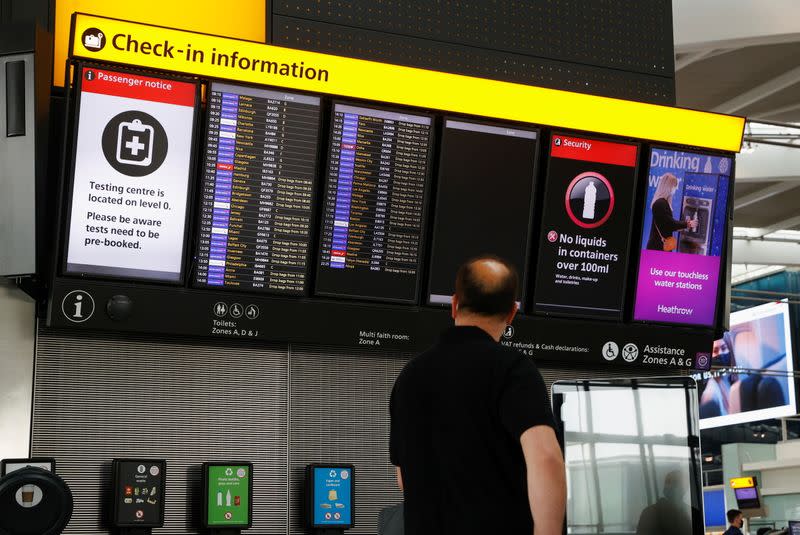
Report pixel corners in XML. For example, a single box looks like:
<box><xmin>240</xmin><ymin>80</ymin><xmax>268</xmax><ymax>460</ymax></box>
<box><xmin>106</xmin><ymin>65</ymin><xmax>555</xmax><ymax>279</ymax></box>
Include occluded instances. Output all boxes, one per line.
<box><xmin>564</xmin><ymin>171</ymin><xmax>615</xmax><ymax>229</ymax></box>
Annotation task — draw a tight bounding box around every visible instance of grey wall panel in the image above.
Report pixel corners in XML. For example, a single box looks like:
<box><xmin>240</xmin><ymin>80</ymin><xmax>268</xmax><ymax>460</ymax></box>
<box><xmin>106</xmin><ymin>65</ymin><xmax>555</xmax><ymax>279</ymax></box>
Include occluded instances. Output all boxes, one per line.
<box><xmin>32</xmin><ymin>328</ymin><xmax>289</xmax><ymax>534</ymax></box>
<box><xmin>0</xmin><ymin>280</ymin><xmax>35</xmax><ymax>460</ymax></box>
<box><xmin>288</xmin><ymin>344</ymin><xmax>412</xmax><ymax>535</ymax></box>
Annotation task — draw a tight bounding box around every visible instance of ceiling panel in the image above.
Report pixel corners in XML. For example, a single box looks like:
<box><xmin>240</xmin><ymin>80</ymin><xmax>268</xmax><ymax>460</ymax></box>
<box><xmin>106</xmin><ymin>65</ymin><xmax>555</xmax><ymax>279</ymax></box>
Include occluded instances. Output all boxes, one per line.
<box><xmin>741</xmin><ymin>81</ymin><xmax>800</xmax><ymax>119</ymax></box>
<box><xmin>732</xmin><ymin>187</ymin><xmax>800</xmax><ymax>228</ymax></box>
<box><xmin>676</xmin><ymin>42</ymin><xmax>800</xmax><ymax>111</ymax></box>
<box><xmin>733</xmin><ymin>181</ymin><xmax>782</xmax><ymax>199</ymax></box>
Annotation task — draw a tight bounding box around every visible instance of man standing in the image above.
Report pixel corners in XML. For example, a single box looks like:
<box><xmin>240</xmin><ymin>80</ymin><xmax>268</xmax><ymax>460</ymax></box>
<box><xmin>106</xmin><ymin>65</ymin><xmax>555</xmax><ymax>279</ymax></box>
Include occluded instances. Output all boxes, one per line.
<box><xmin>390</xmin><ymin>256</ymin><xmax>566</xmax><ymax>535</ymax></box>
<box><xmin>724</xmin><ymin>509</ymin><xmax>745</xmax><ymax>535</ymax></box>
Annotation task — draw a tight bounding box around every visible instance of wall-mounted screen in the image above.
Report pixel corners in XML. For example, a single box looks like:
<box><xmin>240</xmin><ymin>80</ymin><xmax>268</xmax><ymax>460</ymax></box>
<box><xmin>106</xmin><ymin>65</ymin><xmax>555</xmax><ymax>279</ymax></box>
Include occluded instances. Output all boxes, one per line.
<box><xmin>633</xmin><ymin>147</ymin><xmax>732</xmax><ymax>326</ymax></box>
<box><xmin>427</xmin><ymin>119</ymin><xmax>538</xmax><ymax>307</ymax></box>
<box><xmin>203</xmin><ymin>462</ymin><xmax>252</xmax><ymax>529</ymax></box>
<box><xmin>306</xmin><ymin>465</ymin><xmax>354</xmax><ymax>529</ymax></box>
<box><xmin>533</xmin><ymin>134</ymin><xmax>639</xmax><ymax>319</ymax></box>
<box><xmin>194</xmin><ymin>83</ymin><xmax>322</xmax><ymax>294</ymax></box>
<box><xmin>702</xmin><ymin>488</ymin><xmax>726</xmax><ymax>528</ymax></box>
<box><xmin>733</xmin><ymin>486</ymin><xmax>761</xmax><ymax>509</ymax></box>
<box><xmin>698</xmin><ymin>300</ymin><xmax>797</xmax><ymax>429</ymax></box>
<box><xmin>316</xmin><ymin>103</ymin><xmax>434</xmax><ymax>303</ymax></box>
<box><xmin>64</xmin><ymin>66</ymin><xmax>199</xmax><ymax>282</ymax></box>
<box><xmin>552</xmin><ymin>378</ymin><xmax>704</xmax><ymax>535</ymax></box>
<box><xmin>112</xmin><ymin>459</ymin><xmax>166</xmax><ymax>528</ymax></box>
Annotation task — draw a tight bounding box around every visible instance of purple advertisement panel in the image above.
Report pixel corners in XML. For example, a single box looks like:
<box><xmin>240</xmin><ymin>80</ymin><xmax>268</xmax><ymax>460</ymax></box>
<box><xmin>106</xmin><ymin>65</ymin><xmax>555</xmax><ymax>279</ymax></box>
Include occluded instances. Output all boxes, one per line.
<box><xmin>633</xmin><ymin>148</ymin><xmax>732</xmax><ymax>326</ymax></box>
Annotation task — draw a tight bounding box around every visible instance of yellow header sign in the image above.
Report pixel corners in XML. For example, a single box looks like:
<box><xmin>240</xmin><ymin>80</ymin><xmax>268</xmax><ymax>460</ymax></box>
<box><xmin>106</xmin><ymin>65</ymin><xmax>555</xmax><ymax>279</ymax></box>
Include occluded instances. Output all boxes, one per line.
<box><xmin>54</xmin><ymin>0</ymin><xmax>266</xmax><ymax>87</ymax></box>
<box><xmin>730</xmin><ymin>477</ymin><xmax>756</xmax><ymax>489</ymax></box>
<box><xmin>69</xmin><ymin>14</ymin><xmax>745</xmax><ymax>153</ymax></box>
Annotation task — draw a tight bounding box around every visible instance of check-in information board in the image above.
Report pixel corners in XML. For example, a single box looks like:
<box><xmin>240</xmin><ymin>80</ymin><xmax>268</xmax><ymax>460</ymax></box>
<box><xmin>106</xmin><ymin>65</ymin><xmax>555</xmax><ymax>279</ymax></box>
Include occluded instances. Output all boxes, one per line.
<box><xmin>50</xmin><ymin>15</ymin><xmax>745</xmax><ymax>372</ymax></box>
<box><xmin>65</xmin><ymin>66</ymin><xmax>198</xmax><ymax>282</ymax></box>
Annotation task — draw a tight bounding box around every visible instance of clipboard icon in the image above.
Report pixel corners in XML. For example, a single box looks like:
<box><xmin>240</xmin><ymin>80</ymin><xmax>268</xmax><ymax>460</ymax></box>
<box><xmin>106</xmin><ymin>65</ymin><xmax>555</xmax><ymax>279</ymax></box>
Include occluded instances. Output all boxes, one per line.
<box><xmin>116</xmin><ymin>118</ymin><xmax>154</xmax><ymax>166</ymax></box>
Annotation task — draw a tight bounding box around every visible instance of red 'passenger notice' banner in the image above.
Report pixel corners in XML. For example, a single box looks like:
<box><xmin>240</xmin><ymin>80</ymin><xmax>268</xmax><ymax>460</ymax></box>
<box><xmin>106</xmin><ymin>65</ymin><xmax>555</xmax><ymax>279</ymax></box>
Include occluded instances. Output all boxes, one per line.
<box><xmin>80</xmin><ymin>66</ymin><xmax>196</xmax><ymax>106</ymax></box>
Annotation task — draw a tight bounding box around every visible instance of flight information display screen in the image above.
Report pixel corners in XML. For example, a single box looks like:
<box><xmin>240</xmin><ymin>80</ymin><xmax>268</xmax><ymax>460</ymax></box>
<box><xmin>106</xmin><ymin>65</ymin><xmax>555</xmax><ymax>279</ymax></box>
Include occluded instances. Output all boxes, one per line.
<box><xmin>427</xmin><ymin>120</ymin><xmax>538</xmax><ymax>307</ymax></box>
<box><xmin>315</xmin><ymin>103</ymin><xmax>434</xmax><ymax>303</ymax></box>
<box><xmin>194</xmin><ymin>83</ymin><xmax>321</xmax><ymax>295</ymax></box>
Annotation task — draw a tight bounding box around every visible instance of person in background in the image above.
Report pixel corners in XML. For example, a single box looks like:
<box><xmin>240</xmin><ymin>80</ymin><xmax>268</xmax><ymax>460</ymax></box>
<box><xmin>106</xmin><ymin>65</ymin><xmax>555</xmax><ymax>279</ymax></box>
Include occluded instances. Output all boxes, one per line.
<box><xmin>635</xmin><ymin>470</ymin><xmax>703</xmax><ymax>535</ymax></box>
<box><xmin>646</xmin><ymin>172</ymin><xmax>698</xmax><ymax>251</ymax></box>
<box><xmin>390</xmin><ymin>255</ymin><xmax>566</xmax><ymax>535</ymax></box>
<box><xmin>725</xmin><ymin>509</ymin><xmax>745</xmax><ymax>535</ymax></box>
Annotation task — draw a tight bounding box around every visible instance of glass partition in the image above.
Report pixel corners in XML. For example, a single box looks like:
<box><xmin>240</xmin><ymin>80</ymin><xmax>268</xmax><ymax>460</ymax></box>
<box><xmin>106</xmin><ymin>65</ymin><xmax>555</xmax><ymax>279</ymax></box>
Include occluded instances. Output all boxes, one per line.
<box><xmin>552</xmin><ymin>377</ymin><xmax>703</xmax><ymax>534</ymax></box>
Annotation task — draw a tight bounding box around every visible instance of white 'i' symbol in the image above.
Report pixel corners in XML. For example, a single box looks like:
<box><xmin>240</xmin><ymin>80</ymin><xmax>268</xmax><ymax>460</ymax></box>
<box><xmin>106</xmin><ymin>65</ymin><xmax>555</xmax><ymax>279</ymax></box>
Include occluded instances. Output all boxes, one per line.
<box><xmin>73</xmin><ymin>295</ymin><xmax>84</xmax><ymax>318</ymax></box>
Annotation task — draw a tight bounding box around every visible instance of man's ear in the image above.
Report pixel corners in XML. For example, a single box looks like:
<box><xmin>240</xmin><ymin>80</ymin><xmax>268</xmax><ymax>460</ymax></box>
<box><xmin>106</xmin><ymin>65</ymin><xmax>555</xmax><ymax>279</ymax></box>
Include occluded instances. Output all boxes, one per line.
<box><xmin>451</xmin><ymin>294</ymin><xmax>458</xmax><ymax>320</ymax></box>
<box><xmin>505</xmin><ymin>302</ymin><xmax>519</xmax><ymax>325</ymax></box>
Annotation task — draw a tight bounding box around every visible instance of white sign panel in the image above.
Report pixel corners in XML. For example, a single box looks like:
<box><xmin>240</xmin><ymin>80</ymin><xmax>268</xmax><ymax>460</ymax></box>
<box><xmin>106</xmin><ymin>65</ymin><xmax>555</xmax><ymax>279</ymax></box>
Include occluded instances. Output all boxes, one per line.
<box><xmin>65</xmin><ymin>66</ymin><xmax>197</xmax><ymax>282</ymax></box>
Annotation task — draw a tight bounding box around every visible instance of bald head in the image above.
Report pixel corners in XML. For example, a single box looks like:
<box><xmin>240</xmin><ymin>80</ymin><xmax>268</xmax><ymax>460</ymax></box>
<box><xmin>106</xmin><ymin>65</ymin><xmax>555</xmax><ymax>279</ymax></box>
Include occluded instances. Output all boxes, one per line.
<box><xmin>454</xmin><ymin>256</ymin><xmax>519</xmax><ymax>318</ymax></box>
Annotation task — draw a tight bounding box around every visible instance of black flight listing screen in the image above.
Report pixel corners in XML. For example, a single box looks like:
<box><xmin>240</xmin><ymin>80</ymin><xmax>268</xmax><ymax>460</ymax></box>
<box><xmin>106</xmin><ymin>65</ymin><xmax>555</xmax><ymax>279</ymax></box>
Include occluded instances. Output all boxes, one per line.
<box><xmin>315</xmin><ymin>103</ymin><xmax>433</xmax><ymax>303</ymax></box>
<box><xmin>533</xmin><ymin>134</ymin><xmax>639</xmax><ymax>319</ymax></box>
<box><xmin>194</xmin><ymin>83</ymin><xmax>321</xmax><ymax>295</ymax></box>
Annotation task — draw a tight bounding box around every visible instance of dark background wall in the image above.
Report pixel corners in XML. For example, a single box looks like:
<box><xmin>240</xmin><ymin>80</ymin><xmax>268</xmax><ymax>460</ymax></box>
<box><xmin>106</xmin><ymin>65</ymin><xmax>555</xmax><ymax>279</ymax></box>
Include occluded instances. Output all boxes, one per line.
<box><xmin>268</xmin><ymin>0</ymin><xmax>676</xmax><ymax>104</ymax></box>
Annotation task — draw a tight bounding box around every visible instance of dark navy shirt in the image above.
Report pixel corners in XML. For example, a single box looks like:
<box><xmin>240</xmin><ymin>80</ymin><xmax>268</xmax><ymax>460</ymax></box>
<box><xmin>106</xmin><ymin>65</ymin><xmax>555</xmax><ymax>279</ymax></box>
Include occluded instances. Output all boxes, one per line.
<box><xmin>390</xmin><ymin>326</ymin><xmax>556</xmax><ymax>535</ymax></box>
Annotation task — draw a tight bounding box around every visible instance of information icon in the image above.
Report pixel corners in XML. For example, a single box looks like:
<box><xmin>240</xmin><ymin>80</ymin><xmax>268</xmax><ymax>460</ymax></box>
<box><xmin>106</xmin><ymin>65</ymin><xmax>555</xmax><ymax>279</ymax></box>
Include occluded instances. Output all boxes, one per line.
<box><xmin>61</xmin><ymin>290</ymin><xmax>95</xmax><ymax>323</ymax></box>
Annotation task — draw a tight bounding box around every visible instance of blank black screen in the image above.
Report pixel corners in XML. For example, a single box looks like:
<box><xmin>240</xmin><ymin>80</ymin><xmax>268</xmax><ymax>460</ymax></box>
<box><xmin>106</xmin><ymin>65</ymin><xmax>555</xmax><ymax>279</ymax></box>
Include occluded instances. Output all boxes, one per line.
<box><xmin>427</xmin><ymin>120</ymin><xmax>538</xmax><ymax>306</ymax></box>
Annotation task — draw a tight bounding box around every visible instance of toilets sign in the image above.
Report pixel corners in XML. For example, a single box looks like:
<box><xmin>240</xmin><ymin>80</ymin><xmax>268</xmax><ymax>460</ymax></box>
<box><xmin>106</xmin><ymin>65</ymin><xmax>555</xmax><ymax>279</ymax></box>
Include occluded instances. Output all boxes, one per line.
<box><xmin>533</xmin><ymin>134</ymin><xmax>639</xmax><ymax>320</ymax></box>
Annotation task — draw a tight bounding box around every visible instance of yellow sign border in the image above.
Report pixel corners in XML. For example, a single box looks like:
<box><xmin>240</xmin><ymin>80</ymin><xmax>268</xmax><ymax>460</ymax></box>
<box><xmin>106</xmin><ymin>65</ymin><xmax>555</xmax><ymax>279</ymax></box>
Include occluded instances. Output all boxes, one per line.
<box><xmin>69</xmin><ymin>13</ymin><xmax>744</xmax><ymax>153</ymax></box>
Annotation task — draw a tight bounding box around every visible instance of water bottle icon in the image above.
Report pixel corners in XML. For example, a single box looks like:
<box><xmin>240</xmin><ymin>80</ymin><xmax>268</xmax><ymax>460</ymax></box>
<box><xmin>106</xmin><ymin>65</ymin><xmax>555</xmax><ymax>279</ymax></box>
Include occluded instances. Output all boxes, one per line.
<box><xmin>582</xmin><ymin>180</ymin><xmax>597</xmax><ymax>220</ymax></box>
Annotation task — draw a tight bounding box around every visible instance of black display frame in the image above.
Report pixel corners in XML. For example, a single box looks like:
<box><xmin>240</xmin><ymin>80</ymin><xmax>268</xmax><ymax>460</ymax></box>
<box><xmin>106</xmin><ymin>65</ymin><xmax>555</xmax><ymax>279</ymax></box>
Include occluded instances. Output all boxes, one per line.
<box><xmin>314</xmin><ymin>100</ymin><xmax>438</xmax><ymax>305</ymax></box>
<box><xmin>189</xmin><ymin>79</ymin><xmax>326</xmax><ymax>297</ymax></box>
<box><xmin>45</xmin><ymin>42</ymin><xmax>742</xmax><ymax>363</ymax></box>
<box><xmin>111</xmin><ymin>458</ymin><xmax>167</xmax><ymax>528</ymax></box>
<box><xmin>305</xmin><ymin>463</ymin><xmax>356</xmax><ymax>530</ymax></box>
<box><xmin>531</xmin><ymin>130</ymin><xmax>642</xmax><ymax>322</ymax></box>
<box><xmin>425</xmin><ymin>116</ymin><xmax>541</xmax><ymax>311</ymax></box>
<box><xmin>629</xmin><ymin>144</ymin><xmax>737</xmax><ymax>331</ymax></box>
<box><xmin>201</xmin><ymin>461</ymin><xmax>254</xmax><ymax>530</ymax></box>
<box><xmin>58</xmin><ymin>61</ymin><xmax>203</xmax><ymax>286</ymax></box>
